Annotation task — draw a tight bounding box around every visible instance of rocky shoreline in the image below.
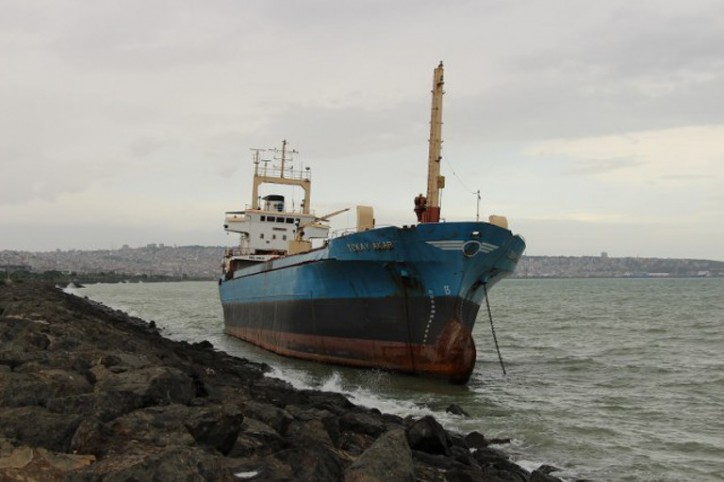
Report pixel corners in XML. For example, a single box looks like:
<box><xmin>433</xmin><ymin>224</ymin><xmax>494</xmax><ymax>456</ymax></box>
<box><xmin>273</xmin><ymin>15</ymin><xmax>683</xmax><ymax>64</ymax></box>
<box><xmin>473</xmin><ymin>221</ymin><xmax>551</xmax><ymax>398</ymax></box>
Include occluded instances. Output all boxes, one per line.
<box><xmin>0</xmin><ymin>282</ymin><xmax>565</xmax><ymax>481</ymax></box>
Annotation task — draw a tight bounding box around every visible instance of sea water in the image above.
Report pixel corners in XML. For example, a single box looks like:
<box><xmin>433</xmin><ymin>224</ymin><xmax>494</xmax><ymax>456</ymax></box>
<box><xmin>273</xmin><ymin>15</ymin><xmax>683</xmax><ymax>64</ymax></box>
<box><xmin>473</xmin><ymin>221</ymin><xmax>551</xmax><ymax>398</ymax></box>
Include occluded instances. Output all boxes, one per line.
<box><xmin>77</xmin><ymin>278</ymin><xmax>724</xmax><ymax>481</ymax></box>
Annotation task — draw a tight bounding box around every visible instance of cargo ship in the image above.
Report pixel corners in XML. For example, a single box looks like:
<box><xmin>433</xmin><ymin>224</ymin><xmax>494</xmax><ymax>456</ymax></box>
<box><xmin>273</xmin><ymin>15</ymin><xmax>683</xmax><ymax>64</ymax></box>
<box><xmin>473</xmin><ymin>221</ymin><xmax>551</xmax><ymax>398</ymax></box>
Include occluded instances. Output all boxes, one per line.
<box><xmin>219</xmin><ymin>63</ymin><xmax>525</xmax><ymax>383</ymax></box>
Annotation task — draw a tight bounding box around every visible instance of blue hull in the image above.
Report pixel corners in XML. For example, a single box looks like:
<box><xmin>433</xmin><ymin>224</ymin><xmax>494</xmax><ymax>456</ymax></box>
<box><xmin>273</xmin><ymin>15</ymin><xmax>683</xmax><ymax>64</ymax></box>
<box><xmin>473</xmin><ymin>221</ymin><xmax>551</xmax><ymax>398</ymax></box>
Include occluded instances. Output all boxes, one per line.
<box><xmin>219</xmin><ymin>221</ymin><xmax>525</xmax><ymax>382</ymax></box>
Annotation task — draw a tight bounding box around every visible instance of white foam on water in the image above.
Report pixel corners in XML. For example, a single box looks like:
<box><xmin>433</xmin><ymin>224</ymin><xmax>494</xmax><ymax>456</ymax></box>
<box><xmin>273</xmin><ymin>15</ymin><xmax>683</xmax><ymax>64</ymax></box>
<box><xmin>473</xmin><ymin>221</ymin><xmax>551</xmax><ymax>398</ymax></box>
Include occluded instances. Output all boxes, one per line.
<box><xmin>61</xmin><ymin>284</ymin><xmax>81</xmax><ymax>295</ymax></box>
<box><xmin>266</xmin><ymin>368</ymin><xmax>447</xmax><ymax>422</ymax></box>
<box><xmin>266</xmin><ymin>365</ymin><xmax>317</xmax><ymax>391</ymax></box>
<box><xmin>233</xmin><ymin>471</ymin><xmax>259</xmax><ymax>479</ymax></box>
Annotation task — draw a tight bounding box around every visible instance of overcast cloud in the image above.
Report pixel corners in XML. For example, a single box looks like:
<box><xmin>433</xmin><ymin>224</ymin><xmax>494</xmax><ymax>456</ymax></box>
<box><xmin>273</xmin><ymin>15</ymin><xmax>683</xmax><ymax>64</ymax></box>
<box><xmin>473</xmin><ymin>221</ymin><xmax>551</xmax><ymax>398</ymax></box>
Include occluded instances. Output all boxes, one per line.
<box><xmin>1</xmin><ymin>0</ymin><xmax>722</xmax><ymax>260</ymax></box>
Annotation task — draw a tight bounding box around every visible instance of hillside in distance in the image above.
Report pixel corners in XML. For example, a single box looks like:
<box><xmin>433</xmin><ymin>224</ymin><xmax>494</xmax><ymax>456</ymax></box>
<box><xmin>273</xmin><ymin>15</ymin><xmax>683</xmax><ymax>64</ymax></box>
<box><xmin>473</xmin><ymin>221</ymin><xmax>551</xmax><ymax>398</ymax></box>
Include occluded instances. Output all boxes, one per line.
<box><xmin>1</xmin><ymin>246</ymin><xmax>723</xmax><ymax>280</ymax></box>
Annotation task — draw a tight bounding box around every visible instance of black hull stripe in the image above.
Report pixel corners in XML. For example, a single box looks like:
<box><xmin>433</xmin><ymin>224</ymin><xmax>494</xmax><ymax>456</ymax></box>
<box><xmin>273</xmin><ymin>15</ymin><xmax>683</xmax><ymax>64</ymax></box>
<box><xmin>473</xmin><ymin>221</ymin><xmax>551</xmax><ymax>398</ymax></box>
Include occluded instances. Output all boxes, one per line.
<box><xmin>222</xmin><ymin>296</ymin><xmax>480</xmax><ymax>346</ymax></box>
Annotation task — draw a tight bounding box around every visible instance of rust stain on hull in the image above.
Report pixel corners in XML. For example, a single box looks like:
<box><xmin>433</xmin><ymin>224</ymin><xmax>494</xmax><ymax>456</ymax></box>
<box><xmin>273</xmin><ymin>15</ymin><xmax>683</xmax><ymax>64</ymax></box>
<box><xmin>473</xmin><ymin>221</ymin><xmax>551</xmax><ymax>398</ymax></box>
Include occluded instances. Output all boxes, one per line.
<box><xmin>226</xmin><ymin>317</ymin><xmax>476</xmax><ymax>383</ymax></box>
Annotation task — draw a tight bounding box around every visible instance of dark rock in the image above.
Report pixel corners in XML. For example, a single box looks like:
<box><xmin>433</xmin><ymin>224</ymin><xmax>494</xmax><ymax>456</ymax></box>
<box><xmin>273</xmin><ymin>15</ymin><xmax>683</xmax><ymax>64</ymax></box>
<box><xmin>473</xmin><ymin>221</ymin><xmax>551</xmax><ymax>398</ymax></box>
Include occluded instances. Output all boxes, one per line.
<box><xmin>470</xmin><ymin>448</ymin><xmax>530</xmax><ymax>482</ymax></box>
<box><xmin>98</xmin><ymin>352</ymin><xmax>152</xmax><ymax>370</ymax></box>
<box><xmin>472</xmin><ymin>446</ymin><xmax>510</xmax><ymax>465</ymax></box>
<box><xmin>0</xmin><ymin>443</ymin><xmax>95</xmax><ymax>481</ymax></box>
<box><xmin>287</xmin><ymin>418</ymin><xmax>335</xmax><ymax>447</ymax></box>
<box><xmin>107</xmin><ymin>403</ymin><xmax>243</xmax><ymax>456</ymax></box>
<box><xmin>70</xmin><ymin>416</ymin><xmax>107</xmax><ymax>455</ymax></box>
<box><xmin>19</xmin><ymin>330</ymin><xmax>50</xmax><ymax>350</ymax></box>
<box><xmin>531</xmin><ymin>465</ymin><xmax>565</xmax><ymax>482</ymax></box>
<box><xmin>0</xmin><ymin>347</ymin><xmax>39</xmax><ymax>371</ymax></box>
<box><xmin>46</xmin><ymin>393</ymin><xmax>99</xmax><ymax>415</ymax></box>
<box><xmin>406</xmin><ymin>415</ymin><xmax>451</xmax><ymax>455</ymax></box>
<box><xmin>242</xmin><ymin>400</ymin><xmax>294</xmax><ymax>435</ymax></box>
<box><xmin>306</xmin><ymin>390</ymin><xmax>355</xmax><ymax>414</ymax></box>
<box><xmin>251</xmin><ymin>376</ymin><xmax>306</xmax><ymax>407</ymax></box>
<box><xmin>94</xmin><ymin>366</ymin><xmax>195</xmax><ymax>412</ymax></box>
<box><xmin>338</xmin><ymin>430</ymin><xmax>375</xmax><ymax>455</ymax></box>
<box><xmin>51</xmin><ymin>335</ymin><xmax>82</xmax><ymax>350</ymax></box>
<box><xmin>488</xmin><ymin>437</ymin><xmax>512</xmax><ymax>445</ymax></box>
<box><xmin>109</xmin><ymin>405</ymin><xmax>196</xmax><ymax>452</ymax></box>
<box><xmin>478</xmin><ymin>462</ymin><xmax>530</xmax><ymax>482</ymax></box>
<box><xmin>447</xmin><ymin>468</ymin><xmax>489</xmax><ymax>482</ymax></box>
<box><xmin>446</xmin><ymin>403</ymin><xmax>470</xmax><ymax>417</ymax></box>
<box><xmin>66</xmin><ymin>446</ymin><xmax>235</xmax><ymax>482</ymax></box>
<box><xmin>263</xmin><ymin>445</ymin><xmax>344</xmax><ymax>482</ymax></box>
<box><xmin>381</xmin><ymin>412</ymin><xmax>405</xmax><ymax>428</ymax></box>
<box><xmin>340</xmin><ymin>409</ymin><xmax>386</xmax><ymax>437</ymax></box>
<box><xmin>464</xmin><ymin>431</ymin><xmax>489</xmax><ymax>449</ymax></box>
<box><xmin>229</xmin><ymin>417</ymin><xmax>288</xmax><ymax>457</ymax></box>
<box><xmin>184</xmin><ymin>403</ymin><xmax>244</xmax><ymax>455</ymax></box>
<box><xmin>286</xmin><ymin>406</ymin><xmax>341</xmax><ymax>446</ymax></box>
<box><xmin>536</xmin><ymin>464</ymin><xmax>560</xmax><ymax>473</ymax></box>
<box><xmin>345</xmin><ymin>428</ymin><xmax>414</xmax><ymax>482</ymax></box>
<box><xmin>92</xmin><ymin>390</ymin><xmax>151</xmax><ymax>421</ymax></box>
<box><xmin>0</xmin><ymin>406</ymin><xmax>82</xmax><ymax>452</ymax></box>
<box><xmin>411</xmin><ymin>449</ymin><xmax>458</xmax><ymax>470</ymax></box>
<box><xmin>450</xmin><ymin>433</ymin><xmax>470</xmax><ymax>449</ymax></box>
<box><xmin>0</xmin><ymin>369</ymin><xmax>93</xmax><ymax>407</ymax></box>
<box><xmin>450</xmin><ymin>445</ymin><xmax>478</xmax><ymax>467</ymax></box>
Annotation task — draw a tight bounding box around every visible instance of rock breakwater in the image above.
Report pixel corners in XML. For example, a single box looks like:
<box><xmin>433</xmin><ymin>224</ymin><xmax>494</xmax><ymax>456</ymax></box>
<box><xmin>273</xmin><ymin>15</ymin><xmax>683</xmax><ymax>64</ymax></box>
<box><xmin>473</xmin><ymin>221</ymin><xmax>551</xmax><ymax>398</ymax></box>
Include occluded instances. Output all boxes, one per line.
<box><xmin>0</xmin><ymin>282</ymin><xmax>565</xmax><ymax>481</ymax></box>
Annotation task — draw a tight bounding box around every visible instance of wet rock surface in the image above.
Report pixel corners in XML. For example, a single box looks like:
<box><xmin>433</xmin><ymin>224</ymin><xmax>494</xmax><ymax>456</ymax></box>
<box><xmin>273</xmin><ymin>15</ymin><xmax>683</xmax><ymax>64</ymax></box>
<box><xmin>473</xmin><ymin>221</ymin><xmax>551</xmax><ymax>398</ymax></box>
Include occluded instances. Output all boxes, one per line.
<box><xmin>0</xmin><ymin>282</ymin><xmax>566</xmax><ymax>481</ymax></box>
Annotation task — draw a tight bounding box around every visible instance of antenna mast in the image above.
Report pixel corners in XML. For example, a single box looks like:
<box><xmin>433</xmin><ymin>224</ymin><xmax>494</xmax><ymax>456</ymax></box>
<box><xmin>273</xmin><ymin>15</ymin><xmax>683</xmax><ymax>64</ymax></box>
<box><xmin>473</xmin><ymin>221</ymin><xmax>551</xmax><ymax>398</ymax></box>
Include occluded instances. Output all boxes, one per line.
<box><xmin>250</xmin><ymin>140</ymin><xmax>312</xmax><ymax>214</ymax></box>
<box><xmin>422</xmin><ymin>61</ymin><xmax>445</xmax><ymax>223</ymax></box>
<box><xmin>268</xmin><ymin>139</ymin><xmax>298</xmax><ymax>179</ymax></box>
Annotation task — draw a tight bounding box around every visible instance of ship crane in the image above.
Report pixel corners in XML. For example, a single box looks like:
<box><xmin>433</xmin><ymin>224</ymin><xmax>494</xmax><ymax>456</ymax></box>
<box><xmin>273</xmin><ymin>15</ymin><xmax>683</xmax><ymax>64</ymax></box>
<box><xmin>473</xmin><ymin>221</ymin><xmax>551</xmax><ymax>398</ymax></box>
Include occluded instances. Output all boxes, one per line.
<box><xmin>294</xmin><ymin>207</ymin><xmax>351</xmax><ymax>242</ymax></box>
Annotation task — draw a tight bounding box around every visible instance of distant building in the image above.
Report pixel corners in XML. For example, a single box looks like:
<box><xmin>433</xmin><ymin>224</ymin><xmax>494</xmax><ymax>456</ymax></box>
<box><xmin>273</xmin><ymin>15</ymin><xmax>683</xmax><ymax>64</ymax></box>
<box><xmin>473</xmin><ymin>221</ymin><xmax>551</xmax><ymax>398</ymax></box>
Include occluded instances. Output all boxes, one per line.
<box><xmin>601</xmin><ymin>252</ymin><xmax>609</xmax><ymax>258</ymax></box>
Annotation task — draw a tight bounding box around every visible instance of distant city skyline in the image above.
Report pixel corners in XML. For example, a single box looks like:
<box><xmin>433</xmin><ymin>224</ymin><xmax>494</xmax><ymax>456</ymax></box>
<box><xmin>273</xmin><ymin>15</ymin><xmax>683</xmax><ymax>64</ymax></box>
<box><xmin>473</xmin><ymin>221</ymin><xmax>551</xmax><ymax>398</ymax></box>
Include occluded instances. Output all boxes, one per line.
<box><xmin>1</xmin><ymin>1</ymin><xmax>723</xmax><ymax>261</ymax></box>
<box><xmin>3</xmin><ymin>245</ymin><xmax>722</xmax><ymax>280</ymax></box>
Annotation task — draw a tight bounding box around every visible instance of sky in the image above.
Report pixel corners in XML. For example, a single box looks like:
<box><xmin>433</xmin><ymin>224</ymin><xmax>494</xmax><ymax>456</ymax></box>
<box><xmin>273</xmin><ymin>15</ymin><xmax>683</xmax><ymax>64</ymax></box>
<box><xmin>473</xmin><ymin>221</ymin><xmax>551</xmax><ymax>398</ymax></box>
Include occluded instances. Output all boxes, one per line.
<box><xmin>1</xmin><ymin>0</ymin><xmax>723</xmax><ymax>260</ymax></box>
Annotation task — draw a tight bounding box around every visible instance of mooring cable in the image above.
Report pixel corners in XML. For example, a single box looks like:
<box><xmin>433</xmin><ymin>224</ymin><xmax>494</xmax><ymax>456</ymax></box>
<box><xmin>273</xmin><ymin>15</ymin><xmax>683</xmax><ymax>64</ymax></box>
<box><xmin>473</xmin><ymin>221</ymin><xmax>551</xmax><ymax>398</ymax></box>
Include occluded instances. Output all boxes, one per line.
<box><xmin>483</xmin><ymin>283</ymin><xmax>506</xmax><ymax>375</ymax></box>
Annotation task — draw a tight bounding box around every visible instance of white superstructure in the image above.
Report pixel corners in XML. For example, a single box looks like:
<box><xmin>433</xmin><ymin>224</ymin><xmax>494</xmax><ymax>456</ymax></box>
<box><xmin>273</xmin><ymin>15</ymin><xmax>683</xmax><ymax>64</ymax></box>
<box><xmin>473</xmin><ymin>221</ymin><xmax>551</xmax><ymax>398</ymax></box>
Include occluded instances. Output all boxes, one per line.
<box><xmin>223</xmin><ymin>141</ymin><xmax>347</xmax><ymax>275</ymax></box>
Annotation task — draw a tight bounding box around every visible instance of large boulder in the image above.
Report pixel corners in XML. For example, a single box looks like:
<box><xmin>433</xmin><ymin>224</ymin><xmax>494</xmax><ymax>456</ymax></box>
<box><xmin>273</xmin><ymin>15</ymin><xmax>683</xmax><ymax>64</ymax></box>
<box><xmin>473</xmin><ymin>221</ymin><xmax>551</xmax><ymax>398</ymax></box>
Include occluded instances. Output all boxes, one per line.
<box><xmin>340</xmin><ymin>410</ymin><xmax>386</xmax><ymax>437</ymax></box>
<box><xmin>345</xmin><ymin>428</ymin><xmax>414</xmax><ymax>482</ymax></box>
<box><xmin>0</xmin><ymin>369</ymin><xmax>92</xmax><ymax>407</ymax></box>
<box><xmin>64</xmin><ymin>446</ymin><xmax>235</xmax><ymax>482</ymax></box>
<box><xmin>0</xmin><ymin>440</ymin><xmax>95</xmax><ymax>482</ymax></box>
<box><xmin>103</xmin><ymin>403</ymin><xmax>243</xmax><ymax>456</ymax></box>
<box><xmin>286</xmin><ymin>405</ymin><xmax>340</xmax><ymax>447</ymax></box>
<box><xmin>69</xmin><ymin>417</ymin><xmax>107</xmax><ymax>456</ymax></box>
<box><xmin>229</xmin><ymin>417</ymin><xmax>288</xmax><ymax>457</ymax></box>
<box><xmin>242</xmin><ymin>400</ymin><xmax>294</xmax><ymax>435</ymax></box>
<box><xmin>260</xmin><ymin>445</ymin><xmax>345</xmax><ymax>482</ymax></box>
<box><xmin>464</xmin><ymin>431</ymin><xmax>489</xmax><ymax>449</ymax></box>
<box><xmin>286</xmin><ymin>418</ymin><xmax>335</xmax><ymax>448</ymax></box>
<box><xmin>0</xmin><ymin>406</ymin><xmax>82</xmax><ymax>452</ymax></box>
<box><xmin>183</xmin><ymin>403</ymin><xmax>244</xmax><ymax>455</ymax></box>
<box><xmin>93</xmin><ymin>366</ymin><xmax>195</xmax><ymax>419</ymax></box>
<box><xmin>406</xmin><ymin>415</ymin><xmax>451</xmax><ymax>455</ymax></box>
<box><xmin>530</xmin><ymin>465</ymin><xmax>565</xmax><ymax>482</ymax></box>
<box><xmin>107</xmin><ymin>405</ymin><xmax>195</xmax><ymax>453</ymax></box>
